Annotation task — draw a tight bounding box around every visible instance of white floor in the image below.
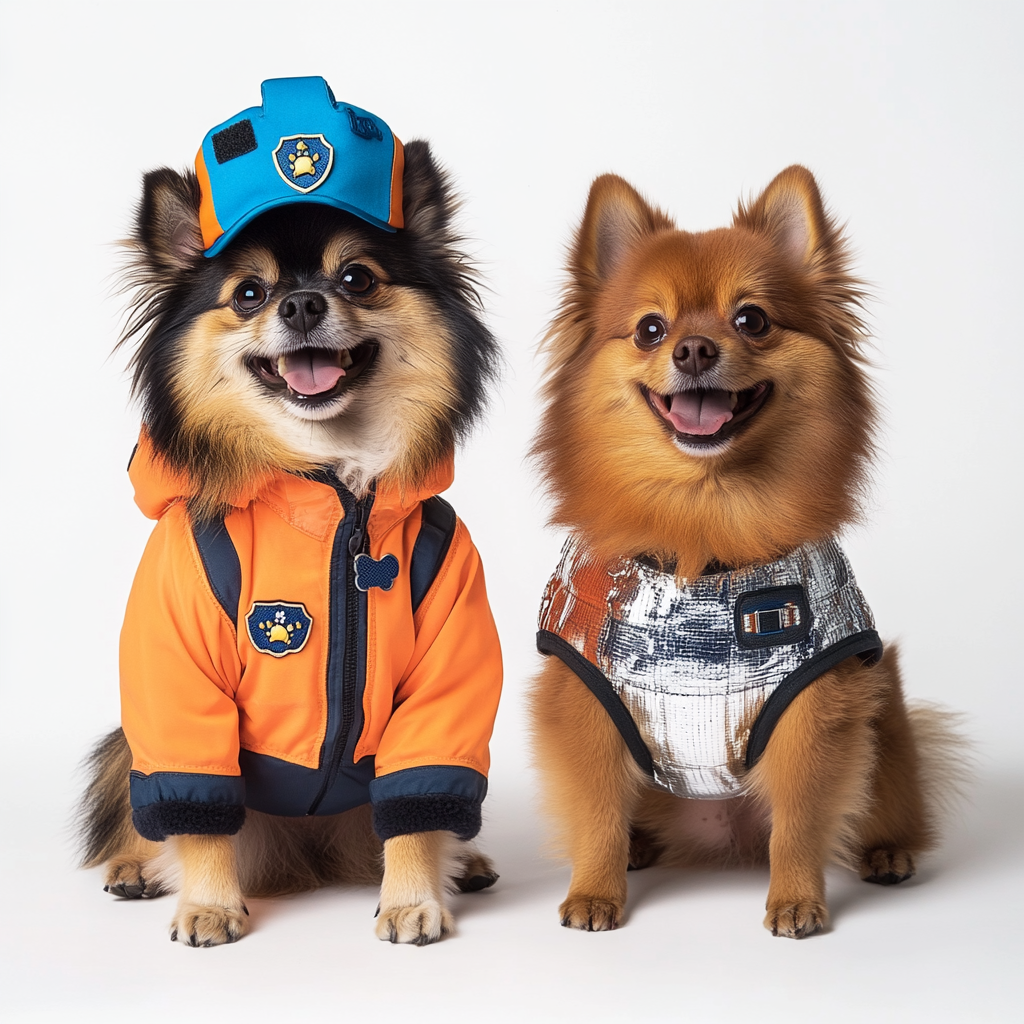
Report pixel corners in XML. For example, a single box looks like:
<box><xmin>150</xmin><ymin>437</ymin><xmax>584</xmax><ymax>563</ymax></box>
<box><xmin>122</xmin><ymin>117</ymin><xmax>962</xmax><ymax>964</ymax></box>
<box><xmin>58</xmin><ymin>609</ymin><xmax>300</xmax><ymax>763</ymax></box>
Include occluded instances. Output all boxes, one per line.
<box><xmin>2</xmin><ymin>733</ymin><xmax>1021</xmax><ymax>1023</ymax></box>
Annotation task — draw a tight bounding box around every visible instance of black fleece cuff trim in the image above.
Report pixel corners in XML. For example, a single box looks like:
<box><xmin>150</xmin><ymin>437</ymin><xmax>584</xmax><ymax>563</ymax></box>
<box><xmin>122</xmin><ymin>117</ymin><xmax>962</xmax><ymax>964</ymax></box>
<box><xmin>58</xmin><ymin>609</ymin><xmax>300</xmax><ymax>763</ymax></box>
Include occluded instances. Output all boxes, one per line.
<box><xmin>132</xmin><ymin>800</ymin><xmax>246</xmax><ymax>842</ymax></box>
<box><xmin>372</xmin><ymin>794</ymin><xmax>481</xmax><ymax>842</ymax></box>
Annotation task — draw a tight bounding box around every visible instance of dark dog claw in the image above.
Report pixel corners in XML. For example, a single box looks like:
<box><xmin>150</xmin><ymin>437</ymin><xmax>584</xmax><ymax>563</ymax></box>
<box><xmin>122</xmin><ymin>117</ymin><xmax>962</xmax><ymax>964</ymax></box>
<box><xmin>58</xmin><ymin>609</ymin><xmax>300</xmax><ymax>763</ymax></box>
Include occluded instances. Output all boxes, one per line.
<box><xmin>105</xmin><ymin>881</ymin><xmax>146</xmax><ymax>899</ymax></box>
<box><xmin>456</xmin><ymin>872</ymin><xmax>499</xmax><ymax>893</ymax></box>
<box><xmin>863</xmin><ymin>870</ymin><xmax>910</xmax><ymax>886</ymax></box>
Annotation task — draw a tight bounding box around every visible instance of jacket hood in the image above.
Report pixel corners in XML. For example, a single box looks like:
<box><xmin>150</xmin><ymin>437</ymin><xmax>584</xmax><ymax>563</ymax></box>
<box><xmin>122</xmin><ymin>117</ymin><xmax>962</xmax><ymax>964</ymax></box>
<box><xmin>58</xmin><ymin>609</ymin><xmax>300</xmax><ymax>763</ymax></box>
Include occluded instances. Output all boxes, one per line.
<box><xmin>129</xmin><ymin>430</ymin><xmax>454</xmax><ymax>528</ymax></box>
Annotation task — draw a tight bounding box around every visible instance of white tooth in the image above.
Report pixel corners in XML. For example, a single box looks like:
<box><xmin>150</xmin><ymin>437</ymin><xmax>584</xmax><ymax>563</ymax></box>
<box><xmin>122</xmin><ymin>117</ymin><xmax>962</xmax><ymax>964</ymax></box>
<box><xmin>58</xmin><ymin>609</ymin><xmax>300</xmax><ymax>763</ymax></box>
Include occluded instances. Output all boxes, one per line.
<box><xmin>277</xmin><ymin>355</ymin><xmax>288</xmax><ymax>377</ymax></box>
<box><xmin>729</xmin><ymin>391</ymin><xmax>738</xmax><ymax>410</ymax></box>
<box><xmin>340</xmin><ymin>350</ymin><xmax>353</xmax><ymax>369</ymax></box>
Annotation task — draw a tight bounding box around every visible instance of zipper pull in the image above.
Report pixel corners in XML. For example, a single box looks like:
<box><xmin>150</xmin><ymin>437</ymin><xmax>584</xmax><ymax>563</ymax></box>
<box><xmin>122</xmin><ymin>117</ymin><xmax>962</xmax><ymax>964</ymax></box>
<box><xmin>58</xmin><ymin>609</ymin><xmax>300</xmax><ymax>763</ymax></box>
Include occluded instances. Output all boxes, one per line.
<box><xmin>347</xmin><ymin>499</ymin><xmax>369</xmax><ymax>556</ymax></box>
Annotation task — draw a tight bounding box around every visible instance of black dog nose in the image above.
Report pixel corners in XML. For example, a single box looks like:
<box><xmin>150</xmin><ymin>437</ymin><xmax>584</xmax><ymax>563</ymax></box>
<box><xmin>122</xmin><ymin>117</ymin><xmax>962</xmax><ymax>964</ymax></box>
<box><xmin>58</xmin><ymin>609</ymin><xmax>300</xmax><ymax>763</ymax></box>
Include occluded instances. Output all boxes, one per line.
<box><xmin>673</xmin><ymin>335</ymin><xmax>719</xmax><ymax>376</ymax></box>
<box><xmin>279</xmin><ymin>291</ymin><xmax>327</xmax><ymax>335</ymax></box>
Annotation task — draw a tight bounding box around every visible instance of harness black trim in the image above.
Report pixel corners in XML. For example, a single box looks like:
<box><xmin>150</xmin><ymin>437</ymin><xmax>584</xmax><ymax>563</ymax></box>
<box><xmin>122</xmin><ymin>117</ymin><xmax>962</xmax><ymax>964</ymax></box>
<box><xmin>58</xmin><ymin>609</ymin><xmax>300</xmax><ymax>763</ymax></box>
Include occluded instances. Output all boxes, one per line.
<box><xmin>744</xmin><ymin>629</ymin><xmax>882</xmax><ymax>767</ymax></box>
<box><xmin>191</xmin><ymin>516</ymin><xmax>242</xmax><ymax>626</ymax></box>
<box><xmin>410</xmin><ymin>496</ymin><xmax>457</xmax><ymax>614</ymax></box>
<box><xmin>536</xmin><ymin>629</ymin><xmax>655</xmax><ymax>776</ymax></box>
<box><xmin>538</xmin><ymin>628</ymin><xmax>883</xmax><ymax>780</ymax></box>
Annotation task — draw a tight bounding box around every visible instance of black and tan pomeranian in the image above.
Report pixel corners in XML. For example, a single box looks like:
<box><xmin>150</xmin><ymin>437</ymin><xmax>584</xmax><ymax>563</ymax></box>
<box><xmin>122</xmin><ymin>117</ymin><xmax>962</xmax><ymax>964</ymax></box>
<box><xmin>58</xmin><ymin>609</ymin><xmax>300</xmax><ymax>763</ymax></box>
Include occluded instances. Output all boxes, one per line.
<box><xmin>531</xmin><ymin>167</ymin><xmax>961</xmax><ymax>937</ymax></box>
<box><xmin>79</xmin><ymin>78</ymin><xmax>502</xmax><ymax>946</ymax></box>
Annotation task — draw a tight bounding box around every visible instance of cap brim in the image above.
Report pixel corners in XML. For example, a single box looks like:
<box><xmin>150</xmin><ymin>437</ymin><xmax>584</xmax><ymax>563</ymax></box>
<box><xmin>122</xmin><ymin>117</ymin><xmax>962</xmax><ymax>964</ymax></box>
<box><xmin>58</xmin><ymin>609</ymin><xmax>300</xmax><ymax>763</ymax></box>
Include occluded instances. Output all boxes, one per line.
<box><xmin>204</xmin><ymin>193</ymin><xmax>397</xmax><ymax>257</ymax></box>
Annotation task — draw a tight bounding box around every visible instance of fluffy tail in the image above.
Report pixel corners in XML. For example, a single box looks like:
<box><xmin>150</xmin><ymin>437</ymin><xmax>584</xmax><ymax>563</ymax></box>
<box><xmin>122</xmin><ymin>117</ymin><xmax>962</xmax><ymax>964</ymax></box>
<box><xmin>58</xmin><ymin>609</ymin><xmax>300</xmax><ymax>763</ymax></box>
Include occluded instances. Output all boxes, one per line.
<box><xmin>908</xmin><ymin>699</ymin><xmax>973</xmax><ymax>836</ymax></box>
<box><xmin>76</xmin><ymin>727</ymin><xmax>135</xmax><ymax>868</ymax></box>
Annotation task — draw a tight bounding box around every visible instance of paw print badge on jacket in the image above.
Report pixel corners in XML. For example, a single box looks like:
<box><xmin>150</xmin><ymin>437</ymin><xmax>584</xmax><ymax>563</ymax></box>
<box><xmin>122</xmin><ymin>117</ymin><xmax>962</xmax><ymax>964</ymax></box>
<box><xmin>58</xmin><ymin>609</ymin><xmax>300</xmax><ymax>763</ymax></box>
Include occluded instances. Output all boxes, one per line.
<box><xmin>246</xmin><ymin>601</ymin><xmax>313</xmax><ymax>657</ymax></box>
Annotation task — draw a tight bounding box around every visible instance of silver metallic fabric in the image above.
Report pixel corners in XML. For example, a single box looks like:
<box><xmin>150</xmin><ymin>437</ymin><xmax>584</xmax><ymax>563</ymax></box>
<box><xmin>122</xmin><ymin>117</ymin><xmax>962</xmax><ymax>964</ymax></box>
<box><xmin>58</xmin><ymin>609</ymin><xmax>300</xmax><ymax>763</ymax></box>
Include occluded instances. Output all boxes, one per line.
<box><xmin>538</xmin><ymin>537</ymin><xmax>878</xmax><ymax>800</ymax></box>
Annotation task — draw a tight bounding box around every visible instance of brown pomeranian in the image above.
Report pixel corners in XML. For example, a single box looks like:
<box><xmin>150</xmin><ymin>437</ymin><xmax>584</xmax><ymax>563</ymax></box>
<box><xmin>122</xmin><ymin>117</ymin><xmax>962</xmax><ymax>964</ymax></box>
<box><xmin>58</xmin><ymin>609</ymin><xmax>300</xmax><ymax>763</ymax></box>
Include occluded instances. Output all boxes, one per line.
<box><xmin>78</xmin><ymin>78</ymin><xmax>502</xmax><ymax>946</ymax></box>
<box><xmin>530</xmin><ymin>167</ymin><xmax>959</xmax><ymax>938</ymax></box>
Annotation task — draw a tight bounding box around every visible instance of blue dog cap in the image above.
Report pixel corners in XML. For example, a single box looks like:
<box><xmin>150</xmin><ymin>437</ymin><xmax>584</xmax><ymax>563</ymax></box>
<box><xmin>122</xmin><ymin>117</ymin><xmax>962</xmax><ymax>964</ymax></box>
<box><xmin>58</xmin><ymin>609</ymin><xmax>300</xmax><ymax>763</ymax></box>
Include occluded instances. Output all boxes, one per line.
<box><xmin>195</xmin><ymin>76</ymin><xmax>404</xmax><ymax>256</ymax></box>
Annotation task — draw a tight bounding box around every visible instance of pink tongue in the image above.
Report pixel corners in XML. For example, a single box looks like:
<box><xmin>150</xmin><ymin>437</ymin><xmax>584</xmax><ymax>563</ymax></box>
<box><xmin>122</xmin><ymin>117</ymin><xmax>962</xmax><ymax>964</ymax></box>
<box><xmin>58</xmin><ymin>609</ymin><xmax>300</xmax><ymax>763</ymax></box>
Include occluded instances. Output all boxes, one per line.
<box><xmin>665</xmin><ymin>391</ymin><xmax>734</xmax><ymax>435</ymax></box>
<box><xmin>279</xmin><ymin>351</ymin><xmax>346</xmax><ymax>395</ymax></box>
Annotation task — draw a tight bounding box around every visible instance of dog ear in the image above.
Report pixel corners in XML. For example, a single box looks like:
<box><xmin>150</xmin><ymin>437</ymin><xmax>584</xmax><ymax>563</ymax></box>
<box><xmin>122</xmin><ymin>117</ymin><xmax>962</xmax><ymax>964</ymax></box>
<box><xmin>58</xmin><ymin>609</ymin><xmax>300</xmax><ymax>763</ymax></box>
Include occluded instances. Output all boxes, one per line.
<box><xmin>401</xmin><ymin>140</ymin><xmax>458</xmax><ymax>240</ymax></box>
<box><xmin>737</xmin><ymin>166</ymin><xmax>867</xmax><ymax>355</ymax></box>
<box><xmin>734</xmin><ymin>165</ymin><xmax>830</xmax><ymax>267</ymax></box>
<box><xmin>135</xmin><ymin>168</ymin><xmax>204</xmax><ymax>273</ymax></box>
<box><xmin>574</xmin><ymin>175</ymin><xmax>671</xmax><ymax>282</ymax></box>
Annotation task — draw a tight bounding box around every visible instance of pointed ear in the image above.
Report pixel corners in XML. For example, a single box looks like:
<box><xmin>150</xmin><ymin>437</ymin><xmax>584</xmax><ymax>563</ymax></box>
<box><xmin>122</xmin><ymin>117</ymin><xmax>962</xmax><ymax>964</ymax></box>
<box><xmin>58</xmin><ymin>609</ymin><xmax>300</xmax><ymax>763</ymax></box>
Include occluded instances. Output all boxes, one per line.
<box><xmin>573</xmin><ymin>175</ymin><xmax>672</xmax><ymax>282</ymax></box>
<box><xmin>135</xmin><ymin>168</ymin><xmax>204</xmax><ymax>273</ymax></box>
<box><xmin>400</xmin><ymin>139</ymin><xmax>456</xmax><ymax>240</ymax></box>
<box><xmin>734</xmin><ymin>165</ymin><xmax>829</xmax><ymax>267</ymax></box>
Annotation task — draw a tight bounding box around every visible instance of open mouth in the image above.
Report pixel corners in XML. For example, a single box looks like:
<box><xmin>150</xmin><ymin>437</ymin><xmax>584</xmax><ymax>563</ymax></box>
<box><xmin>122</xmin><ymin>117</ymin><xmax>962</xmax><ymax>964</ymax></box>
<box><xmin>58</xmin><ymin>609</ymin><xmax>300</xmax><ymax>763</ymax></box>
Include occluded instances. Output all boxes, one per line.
<box><xmin>249</xmin><ymin>342</ymin><xmax>378</xmax><ymax>406</ymax></box>
<box><xmin>643</xmin><ymin>381</ymin><xmax>772</xmax><ymax>448</ymax></box>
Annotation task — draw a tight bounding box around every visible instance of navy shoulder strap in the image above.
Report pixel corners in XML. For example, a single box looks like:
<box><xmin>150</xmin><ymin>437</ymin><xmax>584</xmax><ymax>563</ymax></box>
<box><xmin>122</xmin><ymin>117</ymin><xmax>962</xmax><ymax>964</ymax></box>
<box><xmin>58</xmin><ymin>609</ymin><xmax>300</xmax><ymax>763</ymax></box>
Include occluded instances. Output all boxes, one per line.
<box><xmin>191</xmin><ymin>499</ymin><xmax>453</xmax><ymax>622</ymax></box>
<box><xmin>191</xmin><ymin>515</ymin><xmax>242</xmax><ymax>626</ymax></box>
<box><xmin>409</xmin><ymin>496</ymin><xmax>457</xmax><ymax>614</ymax></box>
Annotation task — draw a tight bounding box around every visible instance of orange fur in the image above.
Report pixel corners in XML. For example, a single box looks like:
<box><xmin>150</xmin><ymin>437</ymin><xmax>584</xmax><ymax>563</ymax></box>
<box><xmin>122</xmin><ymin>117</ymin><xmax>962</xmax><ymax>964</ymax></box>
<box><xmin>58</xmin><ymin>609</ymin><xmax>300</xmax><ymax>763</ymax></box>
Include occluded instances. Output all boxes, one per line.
<box><xmin>530</xmin><ymin>167</ymin><xmax>958</xmax><ymax>936</ymax></box>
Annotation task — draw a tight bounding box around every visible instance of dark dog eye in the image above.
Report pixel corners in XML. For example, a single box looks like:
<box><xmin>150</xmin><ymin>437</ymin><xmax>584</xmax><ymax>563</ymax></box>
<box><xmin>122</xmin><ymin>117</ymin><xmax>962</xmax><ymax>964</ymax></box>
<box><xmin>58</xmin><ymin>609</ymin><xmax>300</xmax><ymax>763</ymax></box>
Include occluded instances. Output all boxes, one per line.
<box><xmin>734</xmin><ymin>305</ymin><xmax>770</xmax><ymax>337</ymax></box>
<box><xmin>340</xmin><ymin>265</ymin><xmax>374</xmax><ymax>294</ymax></box>
<box><xmin>635</xmin><ymin>314</ymin><xmax>667</xmax><ymax>349</ymax></box>
<box><xmin>234</xmin><ymin>281</ymin><xmax>267</xmax><ymax>312</ymax></box>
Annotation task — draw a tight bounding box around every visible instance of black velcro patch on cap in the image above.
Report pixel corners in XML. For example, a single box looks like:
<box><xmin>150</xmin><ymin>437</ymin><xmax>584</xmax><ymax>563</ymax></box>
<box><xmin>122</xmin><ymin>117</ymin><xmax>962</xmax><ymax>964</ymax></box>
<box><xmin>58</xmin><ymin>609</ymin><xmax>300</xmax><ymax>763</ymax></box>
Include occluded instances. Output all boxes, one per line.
<box><xmin>212</xmin><ymin>119</ymin><xmax>257</xmax><ymax>164</ymax></box>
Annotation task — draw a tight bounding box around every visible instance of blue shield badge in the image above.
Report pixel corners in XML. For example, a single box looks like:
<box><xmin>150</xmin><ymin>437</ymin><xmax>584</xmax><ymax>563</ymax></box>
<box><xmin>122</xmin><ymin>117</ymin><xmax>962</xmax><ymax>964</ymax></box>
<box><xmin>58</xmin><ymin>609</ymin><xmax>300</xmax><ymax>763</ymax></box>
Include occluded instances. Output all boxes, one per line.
<box><xmin>272</xmin><ymin>134</ymin><xmax>334</xmax><ymax>193</ymax></box>
<box><xmin>246</xmin><ymin>601</ymin><xmax>313</xmax><ymax>658</ymax></box>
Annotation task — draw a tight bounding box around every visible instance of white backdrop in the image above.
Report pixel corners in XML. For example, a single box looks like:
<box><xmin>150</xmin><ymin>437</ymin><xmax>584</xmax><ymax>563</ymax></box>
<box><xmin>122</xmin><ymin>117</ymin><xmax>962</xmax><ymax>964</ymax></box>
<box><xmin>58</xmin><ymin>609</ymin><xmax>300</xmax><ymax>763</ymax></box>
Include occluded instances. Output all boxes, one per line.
<box><xmin>1</xmin><ymin>2</ymin><xmax>1021</xmax><ymax>1021</ymax></box>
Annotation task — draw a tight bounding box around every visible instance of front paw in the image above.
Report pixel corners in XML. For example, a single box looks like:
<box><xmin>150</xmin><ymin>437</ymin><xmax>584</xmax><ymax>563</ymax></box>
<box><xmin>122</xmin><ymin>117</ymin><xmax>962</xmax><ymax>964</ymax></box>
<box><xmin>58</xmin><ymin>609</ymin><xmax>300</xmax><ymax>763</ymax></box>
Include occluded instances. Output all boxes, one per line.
<box><xmin>559</xmin><ymin>895</ymin><xmax>623</xmax><ymax>932</ymax></box>
<box><xmin>764</xmin><ymin>900</ymin><xmax>827</xmax><ymax>939</ymax></box>
<box><xmin>375</xmin><ymin>900</ymin><xmax>454</xmax><ymax>946</ymax></box>
<box><xmin>171</xmin><ymin>902</ymin><xmax>249</xmax><ymax>947</ymax></box>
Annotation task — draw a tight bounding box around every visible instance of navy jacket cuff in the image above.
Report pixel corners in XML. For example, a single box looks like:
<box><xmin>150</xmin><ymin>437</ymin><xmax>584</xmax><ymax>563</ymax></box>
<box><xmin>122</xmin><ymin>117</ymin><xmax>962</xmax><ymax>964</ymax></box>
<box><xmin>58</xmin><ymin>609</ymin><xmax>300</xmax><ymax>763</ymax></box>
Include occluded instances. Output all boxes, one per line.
<box><xmin>369</xmin><ymin>766</ymin><xmax>486</xmax><ymax>841</ymax></box>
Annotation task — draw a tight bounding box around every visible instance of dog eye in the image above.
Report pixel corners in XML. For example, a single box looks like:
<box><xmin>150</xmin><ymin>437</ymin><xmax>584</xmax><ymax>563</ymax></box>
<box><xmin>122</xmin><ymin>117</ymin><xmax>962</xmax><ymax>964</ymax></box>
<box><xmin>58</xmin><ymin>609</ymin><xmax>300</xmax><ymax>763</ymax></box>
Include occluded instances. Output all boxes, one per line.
<box><xmin>635</xmin><ymin>315</ymin><xmax>667</xmax><ymax>349</ymax></box>
<box><xmin>340</xmin><ymin>265</ymin><xmax>375</xmax><ymax>295</ymax></box>
<box><xmin>734</xmin><ymin>305</ymin><xmax>770</xmax><ymax>338</ymax></box>
<box><xmin>234</xmin><ymin>281</ymin><xmax>268</xmax><ymax>312</ymax></box>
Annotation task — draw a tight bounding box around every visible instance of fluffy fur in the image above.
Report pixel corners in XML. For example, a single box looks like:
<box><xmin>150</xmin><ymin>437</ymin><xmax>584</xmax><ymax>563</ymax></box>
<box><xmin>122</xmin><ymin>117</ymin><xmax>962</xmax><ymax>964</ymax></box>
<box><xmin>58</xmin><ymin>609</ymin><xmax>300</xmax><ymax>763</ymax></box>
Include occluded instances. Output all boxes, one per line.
<box><xmin>120</xmin><ymin>141</ymin><xmax>497</xmax><ymax>513</ymax></box>
<box><xmin>530</xmin><ymin>167</ymin><xmax>962</xmax><ymax>937</ymax></box>
<box><xmin>80</xmin><ymin>140</ymin><xmax>499</xmax><ymax>945</ymax></box>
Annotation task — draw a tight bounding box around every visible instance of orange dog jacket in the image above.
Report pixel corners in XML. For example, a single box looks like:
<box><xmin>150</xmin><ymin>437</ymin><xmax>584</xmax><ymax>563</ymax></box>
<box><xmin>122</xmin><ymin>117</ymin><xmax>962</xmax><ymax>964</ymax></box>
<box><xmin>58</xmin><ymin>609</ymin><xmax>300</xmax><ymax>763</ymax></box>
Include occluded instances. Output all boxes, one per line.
<box><xmin>121</xmin><ymin>434</ymin><xmax>502</xmax><ymax>842</ymax></box>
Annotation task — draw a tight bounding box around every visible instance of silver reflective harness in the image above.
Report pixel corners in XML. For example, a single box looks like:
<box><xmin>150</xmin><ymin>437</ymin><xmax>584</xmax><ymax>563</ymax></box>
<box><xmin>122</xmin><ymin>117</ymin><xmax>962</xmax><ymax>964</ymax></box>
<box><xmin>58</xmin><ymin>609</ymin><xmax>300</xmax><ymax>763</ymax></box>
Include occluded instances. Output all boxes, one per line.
<box><xmin>537</xmin><ymin>537</ymin><xmax>882</xmax><ymax>800</ymax></box>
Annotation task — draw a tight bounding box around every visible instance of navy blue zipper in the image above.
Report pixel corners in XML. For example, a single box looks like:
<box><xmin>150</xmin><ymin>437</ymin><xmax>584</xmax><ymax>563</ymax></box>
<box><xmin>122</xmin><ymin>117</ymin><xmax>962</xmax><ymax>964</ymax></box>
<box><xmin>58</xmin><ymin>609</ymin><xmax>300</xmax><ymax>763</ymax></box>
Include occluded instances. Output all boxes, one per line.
<box><xmin>306</xmin><ymin>482</ymin><xmax>374</xmax><ymax>815</ymax></box>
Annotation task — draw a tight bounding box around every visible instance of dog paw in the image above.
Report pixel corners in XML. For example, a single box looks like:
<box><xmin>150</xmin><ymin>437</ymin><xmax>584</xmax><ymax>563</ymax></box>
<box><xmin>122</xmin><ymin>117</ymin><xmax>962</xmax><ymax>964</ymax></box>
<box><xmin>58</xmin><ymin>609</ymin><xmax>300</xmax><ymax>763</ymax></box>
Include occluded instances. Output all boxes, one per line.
<box><xmin>375</xmin><ymin>901</ymin><xmax>454</xmax><ymax>945</ymax></box>
<box><xmin>860</xmin><ymin>847</ymin><xmax>916</xmax><ymax>886</ymax></box>
<box><xmin>453</xmin><ymin>852</ymin><xmax>499</xmax><ymax>893</ymax></box>
<box><xmin>559</xmin><ymin>895</ymin><xmax>623</xmax><ymax>932</ymax></box>
<box><xmin>103</xmin><ymin>857</ymin><xmax>163</xmax><ymax>900</ymax></box>
<box><xmin>764</xmin><ymin>900</ymin><xmax>827</xmax><ymax>939</ymax></box>
<box><xmin>170</xmin><ymin>902</ymin><xmax>249</xmax><ymax>947</ymax></box>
